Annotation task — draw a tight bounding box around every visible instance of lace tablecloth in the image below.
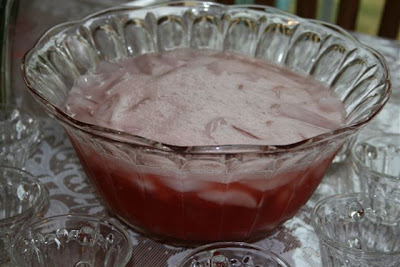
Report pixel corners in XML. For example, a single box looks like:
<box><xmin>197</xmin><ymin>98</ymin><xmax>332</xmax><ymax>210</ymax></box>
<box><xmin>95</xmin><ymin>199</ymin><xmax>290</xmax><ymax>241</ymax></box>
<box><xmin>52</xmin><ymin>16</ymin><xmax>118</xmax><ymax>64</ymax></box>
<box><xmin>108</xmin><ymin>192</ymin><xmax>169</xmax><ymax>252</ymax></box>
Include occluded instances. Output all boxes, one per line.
<box><xmin>12</xmin><ymin>1</ymin><xmax>400</xmax><ymax>266</ymax></box>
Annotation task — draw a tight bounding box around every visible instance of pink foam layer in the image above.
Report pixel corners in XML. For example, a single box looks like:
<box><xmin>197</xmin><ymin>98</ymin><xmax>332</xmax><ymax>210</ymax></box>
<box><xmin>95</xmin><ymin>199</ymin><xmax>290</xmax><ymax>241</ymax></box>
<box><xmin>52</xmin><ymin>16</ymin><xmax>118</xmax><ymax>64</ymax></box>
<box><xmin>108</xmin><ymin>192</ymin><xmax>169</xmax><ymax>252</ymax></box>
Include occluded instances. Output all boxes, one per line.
<box><xmin>66</xmin><ymin>49</ymin><xmax>345</xmax><ymax>146</ymax></box>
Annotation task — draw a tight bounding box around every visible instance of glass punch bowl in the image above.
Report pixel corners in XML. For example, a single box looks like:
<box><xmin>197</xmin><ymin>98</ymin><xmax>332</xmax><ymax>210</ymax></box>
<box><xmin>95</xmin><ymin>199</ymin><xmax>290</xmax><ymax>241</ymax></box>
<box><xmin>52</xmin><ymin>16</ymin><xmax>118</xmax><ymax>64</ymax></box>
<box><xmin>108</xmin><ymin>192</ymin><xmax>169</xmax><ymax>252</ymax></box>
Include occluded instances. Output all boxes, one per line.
<box><xmin>22</xmin><ymin>1</ymin><xmax>390</xmax><ymax>244</ymax></box>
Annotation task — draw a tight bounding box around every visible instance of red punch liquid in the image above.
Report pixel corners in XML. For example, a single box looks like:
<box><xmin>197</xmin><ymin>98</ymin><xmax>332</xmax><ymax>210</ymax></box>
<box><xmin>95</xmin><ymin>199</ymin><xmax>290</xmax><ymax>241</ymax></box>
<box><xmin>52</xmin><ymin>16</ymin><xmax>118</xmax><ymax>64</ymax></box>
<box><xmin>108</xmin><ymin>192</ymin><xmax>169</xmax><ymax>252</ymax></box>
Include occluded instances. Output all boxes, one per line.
<box><xmin>66</xmin><ymin>49</ymin><xmax>344</xmax><ymax>242</ymax></box>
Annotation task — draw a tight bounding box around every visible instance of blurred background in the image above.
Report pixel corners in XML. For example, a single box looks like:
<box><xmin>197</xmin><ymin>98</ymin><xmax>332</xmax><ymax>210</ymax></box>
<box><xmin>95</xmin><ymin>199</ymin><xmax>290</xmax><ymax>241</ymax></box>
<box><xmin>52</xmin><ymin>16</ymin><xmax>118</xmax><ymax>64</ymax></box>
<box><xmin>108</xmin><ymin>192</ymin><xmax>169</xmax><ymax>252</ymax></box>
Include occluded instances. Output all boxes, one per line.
<box><xmin>236</xmin><ymin>0</ymin><xmax>399</xmax><ymax>40</ymax></box>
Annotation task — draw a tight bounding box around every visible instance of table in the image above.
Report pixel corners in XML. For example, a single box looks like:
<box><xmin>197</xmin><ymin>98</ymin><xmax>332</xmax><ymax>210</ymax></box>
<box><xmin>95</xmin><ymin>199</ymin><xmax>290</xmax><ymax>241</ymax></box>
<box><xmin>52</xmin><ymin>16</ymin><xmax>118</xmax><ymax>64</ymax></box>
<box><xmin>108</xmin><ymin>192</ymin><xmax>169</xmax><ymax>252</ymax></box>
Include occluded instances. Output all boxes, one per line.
<box><xmin>12</xmin><ymin>1</ymin><xmax>400</xmax><ymax>266</ymax></box>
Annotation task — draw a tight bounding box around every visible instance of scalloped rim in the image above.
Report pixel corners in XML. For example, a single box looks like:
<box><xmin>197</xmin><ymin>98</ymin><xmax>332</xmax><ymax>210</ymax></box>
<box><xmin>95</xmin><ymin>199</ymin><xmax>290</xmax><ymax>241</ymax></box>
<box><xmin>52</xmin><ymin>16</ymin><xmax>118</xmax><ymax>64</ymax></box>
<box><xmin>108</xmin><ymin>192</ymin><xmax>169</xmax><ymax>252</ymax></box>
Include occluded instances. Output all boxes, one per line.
<box><xmin>21</xmin><ymin>1</ymin><xmax>391</xmax><ymax>154</ymax></box>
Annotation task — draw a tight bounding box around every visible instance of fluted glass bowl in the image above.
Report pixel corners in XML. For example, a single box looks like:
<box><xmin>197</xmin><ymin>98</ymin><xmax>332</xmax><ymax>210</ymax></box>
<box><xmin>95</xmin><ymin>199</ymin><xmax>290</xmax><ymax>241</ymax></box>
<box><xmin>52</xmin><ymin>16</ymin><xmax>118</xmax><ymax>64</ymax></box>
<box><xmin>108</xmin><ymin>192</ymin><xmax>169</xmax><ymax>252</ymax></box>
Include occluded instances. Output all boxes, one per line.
<box><xmin>22</xmin><ymin>1</ymin><xmax>390</xmax><ymax>244</ymax></box>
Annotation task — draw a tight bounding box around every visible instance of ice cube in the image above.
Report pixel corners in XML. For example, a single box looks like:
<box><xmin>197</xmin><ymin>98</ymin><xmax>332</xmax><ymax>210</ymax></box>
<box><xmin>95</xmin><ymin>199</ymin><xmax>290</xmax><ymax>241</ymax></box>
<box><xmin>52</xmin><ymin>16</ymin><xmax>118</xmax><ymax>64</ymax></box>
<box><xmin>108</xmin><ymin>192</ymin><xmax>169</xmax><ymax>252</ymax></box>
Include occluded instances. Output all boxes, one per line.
<box><xmin>206</xmin><ymin>61</ymin><xmax>224</xmax><ymax>75</ymax></box>
<box><xmin>205</xmin><ymin>117</ymin><xmax>228</xmax><ymax>139</ymax></box>
<box><xmin>318</xmin><ymin>95</ymin><xmax>343</xmax><ymax>113</ymax></box>
<box><xmin>278</xmin><ymin>103</ymin><xmax>341</xmax><ymax>130</ymax></box>
<box><xmin>136</xmin><ymin>53</ymin><xmax>157</xmax><ymax>75</ymax></box>
<box><xmin>198</xmin><ymin>189</ymin><xmax>258</xmax><ymax>208</ymax></box>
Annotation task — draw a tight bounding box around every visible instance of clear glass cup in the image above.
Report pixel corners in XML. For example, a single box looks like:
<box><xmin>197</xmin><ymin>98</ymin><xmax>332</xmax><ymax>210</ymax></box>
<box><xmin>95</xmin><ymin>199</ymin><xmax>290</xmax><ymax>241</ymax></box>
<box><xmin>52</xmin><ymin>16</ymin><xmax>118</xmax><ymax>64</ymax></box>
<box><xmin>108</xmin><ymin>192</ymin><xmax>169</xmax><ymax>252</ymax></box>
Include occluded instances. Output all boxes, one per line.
<box><xmin>10</xmin><ymin>214</ymin><xmax>133</xmax><ymax>267</ymax></box>
<box><xmin>177</xmin><ymin>242</ymin><xmax>290</xmax><ymax>267</ymax></box>
<box><xmin>21</xmin><ymin>1</ymin><xmax>391</xmax><ymax>244</ymax></box>
<box><xmin>351</xmin><ymin>134</ymin><xmax>400</xmax><ymax>202</ymax></box>
<box><xmin>0</xmin><ymin>103</ymin><xmax>40</xmax><ymax>168</ymax></box>
<box><xmin>311</xmin><ymin>193</ymin><xmax>400</xmax><ymax>267</ymax></box>
<box><xmin>0</xmin><ymin>166</ymin><xmax>49</xmax><ymax>264</ymax></box>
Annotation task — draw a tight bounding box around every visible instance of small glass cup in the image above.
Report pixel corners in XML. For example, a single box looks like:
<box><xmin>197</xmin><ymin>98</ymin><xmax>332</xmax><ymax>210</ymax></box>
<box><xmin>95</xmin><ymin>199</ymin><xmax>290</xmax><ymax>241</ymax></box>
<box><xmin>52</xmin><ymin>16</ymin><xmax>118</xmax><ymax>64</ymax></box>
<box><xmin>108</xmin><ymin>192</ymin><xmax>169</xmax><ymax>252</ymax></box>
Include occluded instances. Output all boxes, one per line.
<box><xmin>311</xmin><ymin>193</ymin><xmax>400</xmax><ymax>267</ymax></box>
<box><xmin>0</xmin><ymin>166</ymin><xmax>49</xmax><ymax>264</ymax></box>
<box><xmin>351</xmin><ymin>134</ymin><xmax>400</xmax><ymax>202</ymax></box>
<box><xmin>10</xmin><ymin>214</ymin><xmax>133</xmax><ymax>267</ymax></box>
<box><xmin>177</xmin><ymin>242</ymin><xmax>290</xmax><ymax>267</ymax></box>
<box><xmin>0</xmin><ymin>104</ymin><xmax>40</xmax><ymax>168</ymax></box>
